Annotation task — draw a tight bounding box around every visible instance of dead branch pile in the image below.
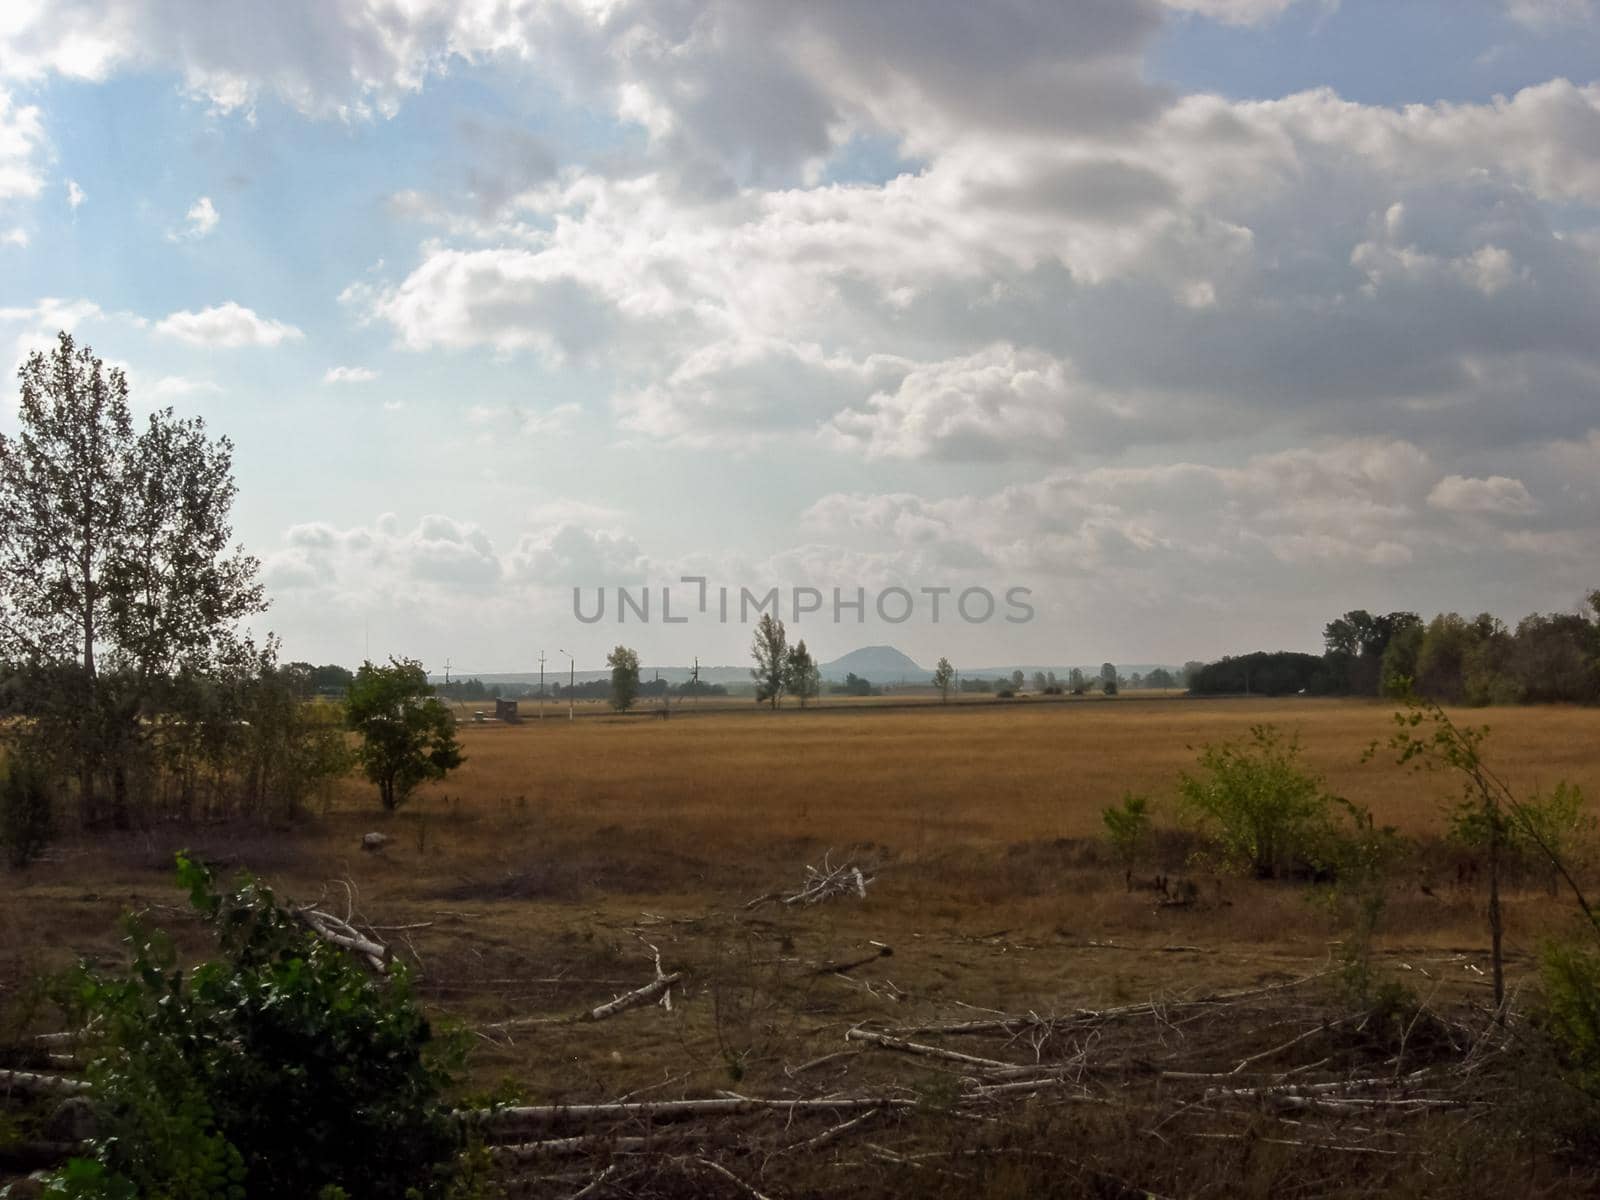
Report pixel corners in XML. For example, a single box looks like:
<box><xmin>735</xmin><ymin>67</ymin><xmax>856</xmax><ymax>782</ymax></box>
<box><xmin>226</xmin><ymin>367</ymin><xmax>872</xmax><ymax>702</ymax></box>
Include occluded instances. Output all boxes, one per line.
<box><xmin>745</xmin><ymin>853</ymin><xmax>874</xmax><ymax>911</ymax></box>
<box><xmin>467</xmin><ymin>967</ymin><xmax>1529</xmax><ymax>1197</ymax></box>
<box><xmin>292</xmin><ymin>878</ymin><xmax>390</xmax><ymax>973</ymax></box>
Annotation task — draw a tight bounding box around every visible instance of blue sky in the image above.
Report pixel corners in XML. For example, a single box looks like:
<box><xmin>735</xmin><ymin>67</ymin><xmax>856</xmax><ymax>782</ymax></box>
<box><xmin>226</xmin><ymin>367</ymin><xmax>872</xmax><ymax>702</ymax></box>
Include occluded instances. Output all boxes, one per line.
<box><xmin>2</xmin><ymin>0</ymin><xmax>1599</xmax><ymax>673</ymax></box>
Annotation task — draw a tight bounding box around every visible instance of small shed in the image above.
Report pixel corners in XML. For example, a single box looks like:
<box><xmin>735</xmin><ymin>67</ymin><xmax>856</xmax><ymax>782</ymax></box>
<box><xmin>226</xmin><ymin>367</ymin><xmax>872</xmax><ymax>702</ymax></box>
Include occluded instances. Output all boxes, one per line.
<box><xmin>495</xmin><ymin>697</ymin><xmax>521</xmax><ymax>723</ymax></box>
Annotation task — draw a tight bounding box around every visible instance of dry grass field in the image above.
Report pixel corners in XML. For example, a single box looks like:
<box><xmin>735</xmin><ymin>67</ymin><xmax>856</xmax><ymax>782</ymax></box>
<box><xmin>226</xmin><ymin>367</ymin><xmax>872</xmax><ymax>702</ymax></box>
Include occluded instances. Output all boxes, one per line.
<box><xmin>6</xmin><ymin>694</ymin><xmax>1600</xmax><ymax>1195</ymax></box>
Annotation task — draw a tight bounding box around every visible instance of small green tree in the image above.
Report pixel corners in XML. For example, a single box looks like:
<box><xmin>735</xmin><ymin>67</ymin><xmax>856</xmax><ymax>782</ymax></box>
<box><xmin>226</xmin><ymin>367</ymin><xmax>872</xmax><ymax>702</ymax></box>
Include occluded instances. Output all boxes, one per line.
<box><xmin>750</xmin><ymin>613</ymin><xmax>788</xmax><ymax>709</ymax></box>
<box><xmin>607</xmin><ymin>645</ymin><xmax>640</xmax><ymax>712</ymax></box>
<box><xmin>42</xmin><ymin>854</ymin><xmax>460</xmax><ymax>1198</ymax></box>
<box><xmin>1320</xmin><ymin>798</ymin><xmax>1405</xmax><ymax>1003</ymax></box>
<box><xmin>346</xmin><ymin>658</ymin><xmax>463</xmax><ymax>811</ymax></box>
<box><xmin>1178</xmin><ymin>724</ymin><xmax>1335</xmax><ymax>879</ymax></box>
<box><xmin>1102</xmin><ymin>793</ymin><xmax>1153</xmax><ymax>890</ymax></box>
<box><xmin>932</xmin><ymin>657</ymin><xmax>955</xmax><ymax>703</ymax></box>
<box><xmin>1376</xmin><ymin>689</ymin><xmax>1600</xmax><ymax>1012</ymax></box>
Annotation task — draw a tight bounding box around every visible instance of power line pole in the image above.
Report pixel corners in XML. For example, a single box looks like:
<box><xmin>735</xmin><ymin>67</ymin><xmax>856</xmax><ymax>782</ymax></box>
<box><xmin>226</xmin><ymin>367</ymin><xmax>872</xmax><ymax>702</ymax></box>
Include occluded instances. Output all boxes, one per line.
<box><xmin>559</xmin><ymin>649</ymin><xmax>574</xmax><ymax>721</ymax></box>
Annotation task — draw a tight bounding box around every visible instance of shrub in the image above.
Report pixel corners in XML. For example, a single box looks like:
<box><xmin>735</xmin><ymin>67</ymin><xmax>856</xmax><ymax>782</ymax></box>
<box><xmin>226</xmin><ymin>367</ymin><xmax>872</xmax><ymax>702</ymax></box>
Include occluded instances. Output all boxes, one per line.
<box><xmin>1</xmin><ymin>752</ymin><xmax>54</xmax><ymax>868</ymax></box>
<box><xmin>43</xmin><ymin>854</ymin><xmax>461</xmax><ymax>1198</ymax></box>
<box><xmin>1539</xmin><ymin>940</ymin><xmax>1600</xmax><ymax>1100</ymax></box>
<box><xmin>1178</xmin><ymin>724</ymin><xmax>1336</xmax><ymax>879</ymax></box>
<box><xmin>1102</xmin><ymin>793</ymin><xmax>1153</xmax><ymax>889</ymax></box>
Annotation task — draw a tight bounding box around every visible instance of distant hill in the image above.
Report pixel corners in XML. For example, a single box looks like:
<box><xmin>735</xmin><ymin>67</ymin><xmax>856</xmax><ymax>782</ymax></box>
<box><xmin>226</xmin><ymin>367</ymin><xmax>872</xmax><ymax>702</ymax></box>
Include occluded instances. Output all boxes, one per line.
<box><xmin>819</xmin><ymin>645</ymin><xmax>928</xmax><ymax>681</ymax></box>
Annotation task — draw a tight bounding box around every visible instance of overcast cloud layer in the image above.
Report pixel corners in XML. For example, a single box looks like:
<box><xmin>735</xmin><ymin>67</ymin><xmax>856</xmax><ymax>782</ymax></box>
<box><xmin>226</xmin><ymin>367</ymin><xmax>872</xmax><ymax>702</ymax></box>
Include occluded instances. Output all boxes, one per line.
<box><xmin>1</xmin><ymin>0</ymin><xmax>1597</xmax><ymax>670</ymax></box>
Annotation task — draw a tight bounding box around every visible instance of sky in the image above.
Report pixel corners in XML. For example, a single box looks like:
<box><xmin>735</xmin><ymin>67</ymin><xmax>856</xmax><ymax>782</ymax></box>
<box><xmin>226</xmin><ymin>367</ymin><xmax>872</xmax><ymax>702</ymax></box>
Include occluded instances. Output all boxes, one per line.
<box><xmin>1</xmin><ymin>0</ymin><xmax>1598</xmax><ymax>674</ymax></box>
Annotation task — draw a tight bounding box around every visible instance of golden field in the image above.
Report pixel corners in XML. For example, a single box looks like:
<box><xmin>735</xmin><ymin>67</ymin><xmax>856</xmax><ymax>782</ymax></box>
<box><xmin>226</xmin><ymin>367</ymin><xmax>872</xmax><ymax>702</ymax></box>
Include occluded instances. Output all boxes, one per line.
<box><xmin>6</xmin><ymin>694</ymin><xmax>1598</xmax><ymax>1035</ymax></box>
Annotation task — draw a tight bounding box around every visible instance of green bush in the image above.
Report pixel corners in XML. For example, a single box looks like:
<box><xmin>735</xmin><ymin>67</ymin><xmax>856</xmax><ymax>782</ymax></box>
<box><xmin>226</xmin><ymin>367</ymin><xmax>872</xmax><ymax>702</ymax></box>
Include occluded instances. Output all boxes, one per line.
<box><xmin>0</xmin><ymin>753</ymin><xmax>54</xmax><ymax>868</ymax></box>
<box><xmin>1178</xmin><ymin>724</ymin><xmax>1336</xmax><ymax>879</ymax></box>
<box><xmin>1542</xmin><ymin>942</ymin><xmax>1600</xmax><ymax>1075</ymax></box>
<box><xmin>41</xmin><ymin>854</ymin><xmax>461</xmax><ymax>1198</ymax></box>
<box><xmin>1101</xmin><ymin>793</ymin><xmax>1153</xmax><ymax>888</ymax></box>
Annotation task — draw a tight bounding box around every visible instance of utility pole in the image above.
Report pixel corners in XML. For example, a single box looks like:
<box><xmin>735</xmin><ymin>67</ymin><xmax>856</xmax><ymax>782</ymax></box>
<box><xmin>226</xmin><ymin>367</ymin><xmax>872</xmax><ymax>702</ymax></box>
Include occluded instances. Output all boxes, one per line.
<box><xmin>538</xmin><ymin>651</ymin><xmax>546</xmax><ymax>720</ymax></box>
<box><xmin>559</xmin><ymin>649</ymin><xmax>575</xmax><ymax>721</ymax></box>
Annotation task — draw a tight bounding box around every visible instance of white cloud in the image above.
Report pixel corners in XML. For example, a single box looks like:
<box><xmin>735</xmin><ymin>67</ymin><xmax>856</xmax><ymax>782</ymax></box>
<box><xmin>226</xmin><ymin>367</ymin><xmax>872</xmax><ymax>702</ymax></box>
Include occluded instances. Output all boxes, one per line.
<box><xmin>323</xmin><ymin>365</ymin><xmax>379</xmax><ymax>384</ymax></box>
<box><xmin>143</xmin><ymin>374</ymin><xmax>222</xmax><ymax>400</ymax></box>
<box><xmin>336</xmin><ymin>70</ymin><xmax>1600</xmax><ymax>463</ymax></box>
<box><xmin>65</xmin><ymin>178</ymin><xmax>83</xmax><ymax>209</ymax></box>
<box><xmin>0</xmin><ymin>296</ymin><xmax>104</xmax><ymax>362</ymax></box>
<box><xmin>0</xmin><ymin>88</ymin><xmax>44</xmax><ymax>201</ymax></box>
<box><xmin>170</xmin><ymin>195</ymin><xmax>219</xmax><ymax>240</ymax></box>
<box><xmin>1</xmin><ymin>226</ymin><xmax>25</xmax><ymax>247</ymax></box>
<box><xmin>1505</xmin><ymin>0</ymin><xmax>1597</xmax><ymax>29</ymax></box>
<box><xmin>1427</xmin><ymin>474</ymin><xmax>1539</xmax><ymax>516</ymax></box>
<box><xmin>1160</xmin><ymin>0</ymin><xmax>1313</xmax><ymax>24</ymax></box>
<box><xmin>155</xmin><ymin>302</ymin><xmax>303</xmax><ymax>347</ymax></box>
<box><xmin>465</xmin><ymin>401</ymin><xmax>580</xmax><ymax>437</ymax></box>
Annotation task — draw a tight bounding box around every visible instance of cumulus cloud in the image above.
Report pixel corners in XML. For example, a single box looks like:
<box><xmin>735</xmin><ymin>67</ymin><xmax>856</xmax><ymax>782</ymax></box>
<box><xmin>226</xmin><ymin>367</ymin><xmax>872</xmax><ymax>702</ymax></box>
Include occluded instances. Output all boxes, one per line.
<box><xmin>1159</xmin><ymin>0</ymin><xmax>1313</xmax><ymax>24</ymax></box>
<box><xmin>465</xmin><ymin>401</ymin><xmax>579</xmax><ymax>437</ymax></box>
<box><xmin>143</xmin><ymin>374</ymin><xmax>221</xmax><ymax>400</ymax></box>
<box><xmin>261</xmin><ymin>511</ymin><xmax>650</xmax><ymax>612</ymax></box>
<box><xmin>65</xmin><ymin>178</ymin><xmax>84</xmax><ymax>209</ymax></box>
<box><xmin>170</xmin><ymin>195</ymin><xmax>218</xmax><ymax>240</ymax></box>
<box><xmin>323</xmin><ymin>365</ymin><xmax>378</xmax><ymax>384</ymax></box>
<box><xmin>0</xmin><ymin>296</ymin><xmax>104</xmax><ymax>362</ymax></box>
<box><xmin>1427</xmin><ymin>474</ymin><xmax>1539</xmax><ymax>516</ymax></box>
<box><xmin>155</xmin><ymin>302</ymin><xmax>303</xmax><ymax>347</ymax></box>
<box><xmin>0</xmin><ymin>88</ymin><xmax>44</xmax><ymax>201</ymax></box>
<box><xmin>333</xmin><ymin>71</ymin><xmax>1600</xmax><ymax>465</ymax></box>
<box><xmin>1505</xmin><ymin>0</ymin><xmax>1597</xmax><ymax>29</ymax></box>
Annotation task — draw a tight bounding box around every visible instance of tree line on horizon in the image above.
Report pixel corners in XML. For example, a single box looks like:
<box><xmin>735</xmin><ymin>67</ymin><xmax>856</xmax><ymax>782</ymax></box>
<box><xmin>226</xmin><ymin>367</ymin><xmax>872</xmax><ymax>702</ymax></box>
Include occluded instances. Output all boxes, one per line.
<box><xmin>1189</xmin><ymin>598</ymin><xmax>1600</xmax><ymax>704</ymax></box>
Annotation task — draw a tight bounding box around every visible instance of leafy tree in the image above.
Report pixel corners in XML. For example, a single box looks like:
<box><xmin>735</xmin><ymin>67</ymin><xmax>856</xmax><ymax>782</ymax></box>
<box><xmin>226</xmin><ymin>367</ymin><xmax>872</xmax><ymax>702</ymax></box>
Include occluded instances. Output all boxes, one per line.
<box><xmin>1068</xmin><ymin>667</ymin><xmax>1086</xmax><ymax>694</ymax></box>
<box><xmin>836</xmin><ymin>672</ymin><xmax>875</xmax><ymax>697</ymax></box>
<box><xmin>0</xmin><ymin>333</ymin><xmax>264</xmax><ymax>828</ymax></box>
<box><xmin>43</xmin><ymin>854</ymin><xmax>460</xmax><ymax>1198</ymax></box>
<box><xmin>932</xmin><ymin>657</ymin><xmax>955</xmax><ymax>703</ymax></box>
<box><xmin>750</xmin><ymin>613</ymin><xmax>788</xmax><ymax>708</ymax></box>
<box><xmin>1512</xmin><ymin>610</ymin><xmax>1600</xmax><ymax>703</ymax></box>
<box><xmin>1145</xmin><ymin>666</ymin><xmax>1175</xmax><ymax>689</ymax></box>
<box><xmin>607</xmin><ymin>645</ymin><xmax>641</xmax><ymax>712</ymax></box>
<box><xmin>783</xmin><ymin>639</ymin><xmax>820</xmax><ymax>708</ymax></box>
<box><xmin>346</xmin><ymin>658</ymin><xmax>463</xmax><ymax>811</ymax></box>
<box><xmin>1178</xmin><ymin>724</ymin><xmax>1335</xmax><ymax>879</ymax></box>
<box><xmin>1100</xmin><ymin>662</ymin><xmax>1117</xmax><ymax>687</ymax></box>
<box><xmin>1010</xmin><ymin>670</ymin><xmax>1025</xmax><ymax>690</ymax></box>
<box><xmin>1032</xmin><ymin>671</ymin><xmax>1047</xmax><ymax>693</ymax></box>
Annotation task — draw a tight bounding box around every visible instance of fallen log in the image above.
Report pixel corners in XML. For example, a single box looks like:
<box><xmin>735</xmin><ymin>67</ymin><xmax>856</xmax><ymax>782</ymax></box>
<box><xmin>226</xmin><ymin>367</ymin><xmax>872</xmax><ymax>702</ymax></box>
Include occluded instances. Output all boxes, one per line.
<box><xmin>844</xmin><ymin>1028</ymin><xmax>1017</xmax><ymax>1071</ymax></box>
<box><xmin>583</xmin><ymin>971</ymin><xmax>682</xmax><ymax>1023</ymax></box>
<box><xmin>462</xmin><ymin>1095</ymin><xmax>916</xmax><ymax>1137</ymax></box>
<box><xmin>0</xmin><ymin>1068</ymin><xmax>93</xmax><ymax>1098</ymax></box>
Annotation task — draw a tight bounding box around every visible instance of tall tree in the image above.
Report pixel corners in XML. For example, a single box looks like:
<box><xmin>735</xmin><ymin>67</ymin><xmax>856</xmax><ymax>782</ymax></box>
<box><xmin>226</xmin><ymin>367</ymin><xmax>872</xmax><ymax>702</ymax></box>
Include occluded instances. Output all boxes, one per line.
<box><xmin>750</xmin><ymin>613</ymin><xmax>788</xmax><ymax>708</ymax></box>
<box><xmin>346</xmin><ymin>658</ymin><xmax>463</xmax><ymax>811</ymax></box>
<box><xmin>784</xmin><ymin>639</ymin><xmax>820</xmax><ymax>708</ymax></box>
<box><xmin>607</xmin><ymin>645</ymin><xmax>641</xmax><ymax>712</ymax></box>
<box><xmin>932</xmin><ymin>657</ymin><xmax>955</xmax><ymax>703</ymax></box>
<box><xmin>0</xmin><ymin>333</ymin><xmax>263</xmax><ymax>826</ymax></box>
